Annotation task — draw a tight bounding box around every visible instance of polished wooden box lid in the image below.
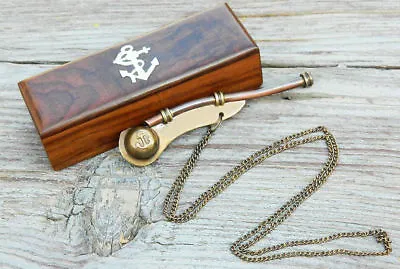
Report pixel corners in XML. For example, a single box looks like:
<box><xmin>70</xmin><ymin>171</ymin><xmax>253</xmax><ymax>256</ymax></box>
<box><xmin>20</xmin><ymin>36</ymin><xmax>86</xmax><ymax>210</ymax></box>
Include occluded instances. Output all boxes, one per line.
<box><xmin>18</xmin><ymin>3</ymin><xmax>262</xmax><ymax>170</ymax></box>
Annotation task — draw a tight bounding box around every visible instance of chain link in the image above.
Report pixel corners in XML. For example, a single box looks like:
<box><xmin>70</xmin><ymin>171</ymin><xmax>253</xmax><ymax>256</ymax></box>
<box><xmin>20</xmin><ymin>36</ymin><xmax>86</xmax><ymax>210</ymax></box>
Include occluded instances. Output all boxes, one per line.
<box><xmin>163</xmin><ymin>124</ymin><xmax>392</xmax><ymax>262</ymax></box>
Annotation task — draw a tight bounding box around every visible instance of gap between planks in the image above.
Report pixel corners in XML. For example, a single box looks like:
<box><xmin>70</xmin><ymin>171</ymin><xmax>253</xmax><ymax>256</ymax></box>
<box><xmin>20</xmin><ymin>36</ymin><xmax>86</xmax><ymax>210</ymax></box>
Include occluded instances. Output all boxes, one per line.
<box><xmin>2</xmin><ymin>60</ymin><xmax>400</xmax><ymax>70</ymax></box>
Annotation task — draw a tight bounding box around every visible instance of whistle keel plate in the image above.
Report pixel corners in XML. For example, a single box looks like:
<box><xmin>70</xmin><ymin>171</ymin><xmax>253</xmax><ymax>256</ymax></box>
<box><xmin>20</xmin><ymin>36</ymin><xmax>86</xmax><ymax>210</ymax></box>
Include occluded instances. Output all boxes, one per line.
<box><xmin>119</xmin><ymin>100</ymin><xmax>246</xmax><ymax>166</ymax></box>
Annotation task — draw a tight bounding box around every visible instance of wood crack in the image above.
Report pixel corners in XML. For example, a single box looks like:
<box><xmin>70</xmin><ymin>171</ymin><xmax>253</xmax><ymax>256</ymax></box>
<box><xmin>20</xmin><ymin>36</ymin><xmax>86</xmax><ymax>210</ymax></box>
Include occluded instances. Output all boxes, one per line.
<box><xmin>261</xmin><ymin>63</ymin><xmax>339</xmax><ymax>68</ymax></box>
<box><xmin>238</xmin><ymin>10</ymin><xmax>400</xmax><ymax>18</ymax></box>
<box><xmin>346</xmin><ymin>65</ymin><xmax>400</xmax><ymax>70</ymax></box>
<box><xmin>0</xmin><ymin>60</ymin><xmax>68</xmax><ymax>65</ymax></box>
<box><xmin>2</xmin><ymin>61</ymin><xmax>400</xmax><ymax>71</ymax></box>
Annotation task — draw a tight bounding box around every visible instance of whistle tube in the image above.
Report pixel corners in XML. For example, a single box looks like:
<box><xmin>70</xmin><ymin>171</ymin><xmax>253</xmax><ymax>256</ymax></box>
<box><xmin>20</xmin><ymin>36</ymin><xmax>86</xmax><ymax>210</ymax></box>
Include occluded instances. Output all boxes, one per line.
<box><xmin>145</xmin><ymin>72</ymin><xmax>313</xmax><ymax>127</ymax></box>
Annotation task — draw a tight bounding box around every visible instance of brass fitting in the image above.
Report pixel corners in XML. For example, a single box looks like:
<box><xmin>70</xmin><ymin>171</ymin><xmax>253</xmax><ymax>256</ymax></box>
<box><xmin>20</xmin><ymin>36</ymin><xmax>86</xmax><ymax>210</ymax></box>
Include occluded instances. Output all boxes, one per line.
<box><xmin>300</xmin><ymin>72</ymin><xmax>313</xmax><ymax>88</ymax></box>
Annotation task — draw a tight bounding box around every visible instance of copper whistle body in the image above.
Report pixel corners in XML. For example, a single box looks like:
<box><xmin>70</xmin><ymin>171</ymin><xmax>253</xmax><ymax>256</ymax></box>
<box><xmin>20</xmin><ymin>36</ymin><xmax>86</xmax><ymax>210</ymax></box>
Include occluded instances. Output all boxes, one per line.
<box><xmin>120</xmin><ymin>72</ymin><xmax>313</xmax><ymax>166</ymax></box>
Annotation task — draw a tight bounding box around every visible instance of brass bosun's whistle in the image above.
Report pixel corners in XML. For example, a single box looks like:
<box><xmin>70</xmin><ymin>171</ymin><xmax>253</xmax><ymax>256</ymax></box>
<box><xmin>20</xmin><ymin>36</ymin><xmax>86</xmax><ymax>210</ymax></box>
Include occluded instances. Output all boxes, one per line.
<box><xmin>119</xmin><ymin>72</ymin><xmax>313</xmax><ymax>166</ymax></box>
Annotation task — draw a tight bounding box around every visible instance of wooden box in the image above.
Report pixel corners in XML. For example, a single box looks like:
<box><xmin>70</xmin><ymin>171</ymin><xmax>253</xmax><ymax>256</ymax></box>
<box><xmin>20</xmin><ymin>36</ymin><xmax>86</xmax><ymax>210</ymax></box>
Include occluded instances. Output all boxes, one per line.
<box><xmin>18</xmin><ymin>3</ymin><xmax>263</xmax><ymax>170</ymax></box>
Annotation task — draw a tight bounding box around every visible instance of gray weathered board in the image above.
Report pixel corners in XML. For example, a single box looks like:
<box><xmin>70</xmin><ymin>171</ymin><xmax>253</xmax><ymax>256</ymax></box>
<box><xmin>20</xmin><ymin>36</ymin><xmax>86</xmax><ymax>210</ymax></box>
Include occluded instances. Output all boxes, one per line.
<box><xmin>0</xmin><ymin>1</ymin><xmax>399</xmax><ymax>268</ymax></box>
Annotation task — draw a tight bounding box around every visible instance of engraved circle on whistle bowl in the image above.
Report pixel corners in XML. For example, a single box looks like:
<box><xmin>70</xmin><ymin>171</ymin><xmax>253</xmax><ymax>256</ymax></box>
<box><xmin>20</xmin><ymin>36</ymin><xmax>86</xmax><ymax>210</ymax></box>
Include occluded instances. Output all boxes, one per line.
<box><xmin>125</xmin><ymin>126</ymin><xmax>159</xmax><ymax>160</ymax></box>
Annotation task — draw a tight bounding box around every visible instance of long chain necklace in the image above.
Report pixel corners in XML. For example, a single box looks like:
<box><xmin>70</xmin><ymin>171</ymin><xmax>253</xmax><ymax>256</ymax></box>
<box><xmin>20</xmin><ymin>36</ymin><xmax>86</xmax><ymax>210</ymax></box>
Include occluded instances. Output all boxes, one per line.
<box><xmin>163</xmin><ymin>125</ymin><xmax>392</xmax><ymax>262</ymax></box>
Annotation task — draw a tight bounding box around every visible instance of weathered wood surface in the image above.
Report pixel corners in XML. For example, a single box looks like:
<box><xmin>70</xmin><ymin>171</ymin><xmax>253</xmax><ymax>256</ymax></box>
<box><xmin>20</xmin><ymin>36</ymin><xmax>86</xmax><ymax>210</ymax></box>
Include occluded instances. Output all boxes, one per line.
<box><xmin>1</xmin><ymin>0</ymin><xmax>400</xmax><ymax>67</ymax></box>
<box><xmin>0</xmin><ymin>1</ymin><xmax>399</xmax><ymax>268</ymax></box>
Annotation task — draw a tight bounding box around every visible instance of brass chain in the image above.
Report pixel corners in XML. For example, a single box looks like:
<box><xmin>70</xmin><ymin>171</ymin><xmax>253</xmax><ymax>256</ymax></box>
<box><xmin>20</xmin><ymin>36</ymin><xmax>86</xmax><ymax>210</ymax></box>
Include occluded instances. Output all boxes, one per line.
<box><xmin>163</xmin><ymin>124</ymin><xmax>392</xmax><ymax>262</ymax></box>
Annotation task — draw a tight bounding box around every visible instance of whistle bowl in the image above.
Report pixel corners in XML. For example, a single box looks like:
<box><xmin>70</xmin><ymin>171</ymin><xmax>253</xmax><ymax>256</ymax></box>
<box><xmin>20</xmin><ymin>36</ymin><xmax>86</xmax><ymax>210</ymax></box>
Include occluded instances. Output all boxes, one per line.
<box><xmin>124</xmin><ymin>126</ymin><xmax>160</xmax><ymax>160</ymax></box>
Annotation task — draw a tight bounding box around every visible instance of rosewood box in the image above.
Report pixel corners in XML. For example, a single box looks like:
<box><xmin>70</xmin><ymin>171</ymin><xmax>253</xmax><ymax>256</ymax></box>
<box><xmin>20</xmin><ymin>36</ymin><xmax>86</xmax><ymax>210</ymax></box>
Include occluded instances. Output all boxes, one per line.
<box><xmin>18</xmin><ymin>3</ymin><xmax>263</xmax><ymax>170</ymax></box>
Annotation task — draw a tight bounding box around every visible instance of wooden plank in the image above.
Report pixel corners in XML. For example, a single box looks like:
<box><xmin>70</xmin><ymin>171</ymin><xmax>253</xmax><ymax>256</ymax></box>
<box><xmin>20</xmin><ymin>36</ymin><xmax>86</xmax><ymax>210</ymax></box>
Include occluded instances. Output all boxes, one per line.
<box><xmin>1</xmin><ymin>0</ymin><xmax>399</xmax><ymax>268</ymax></box>
<box><xmin>0</xmin><ymin>62</ymin><xmax>399</xmax><ymax>268</ymax></box>
<box><xmin>0</xmin><ymin>1</ymin><xmax>399</xmax><ymax>66</ymax></box>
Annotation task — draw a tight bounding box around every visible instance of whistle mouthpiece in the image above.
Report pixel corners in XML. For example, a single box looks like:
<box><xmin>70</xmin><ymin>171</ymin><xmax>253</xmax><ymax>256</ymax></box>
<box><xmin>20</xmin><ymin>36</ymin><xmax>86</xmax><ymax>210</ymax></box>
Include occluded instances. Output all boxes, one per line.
<box><xmin>300</xmin><ymin>72</ymin><xmax>313</xmax><ymax>88</ymax></box>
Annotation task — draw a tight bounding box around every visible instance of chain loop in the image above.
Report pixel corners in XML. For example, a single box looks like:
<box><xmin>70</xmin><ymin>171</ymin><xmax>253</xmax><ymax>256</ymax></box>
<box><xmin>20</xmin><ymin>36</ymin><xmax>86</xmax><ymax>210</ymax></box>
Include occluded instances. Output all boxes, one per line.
<box><xmin>163</xmin><ymin>125</ymin><xmax>392</xmax><ymax>262</ymax></box>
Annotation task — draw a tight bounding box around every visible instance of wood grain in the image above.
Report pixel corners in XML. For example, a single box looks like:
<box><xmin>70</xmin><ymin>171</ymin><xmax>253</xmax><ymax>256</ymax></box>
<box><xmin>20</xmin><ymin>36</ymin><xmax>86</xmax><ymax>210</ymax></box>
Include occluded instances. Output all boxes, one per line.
<box><xmin>0</xmin><ymin>1</ymin><xmax>399</xmax><ymax>268</ymax></box>
<box><xmin>42</xmin><ymin>53</ymin><xmax>262</xmax><ymax>171</ymax></box>
<box><xmin>1</xmin><ymin>1</ymin><xmax>399</xmax><ymax>67</ymax></box>
<box><xmin>17</xmin><ymin>4</ymin><xmax>262</xmax><ymax>170</ymax></box>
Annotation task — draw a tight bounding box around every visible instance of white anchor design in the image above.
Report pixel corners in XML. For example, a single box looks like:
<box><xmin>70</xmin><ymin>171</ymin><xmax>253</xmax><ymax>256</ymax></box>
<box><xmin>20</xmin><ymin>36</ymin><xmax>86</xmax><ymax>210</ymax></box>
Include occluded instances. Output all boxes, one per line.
<box><xmin>113</xmin><ymin>45</ymin><xmax>160</xmax><ymax>83</ymax></box>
